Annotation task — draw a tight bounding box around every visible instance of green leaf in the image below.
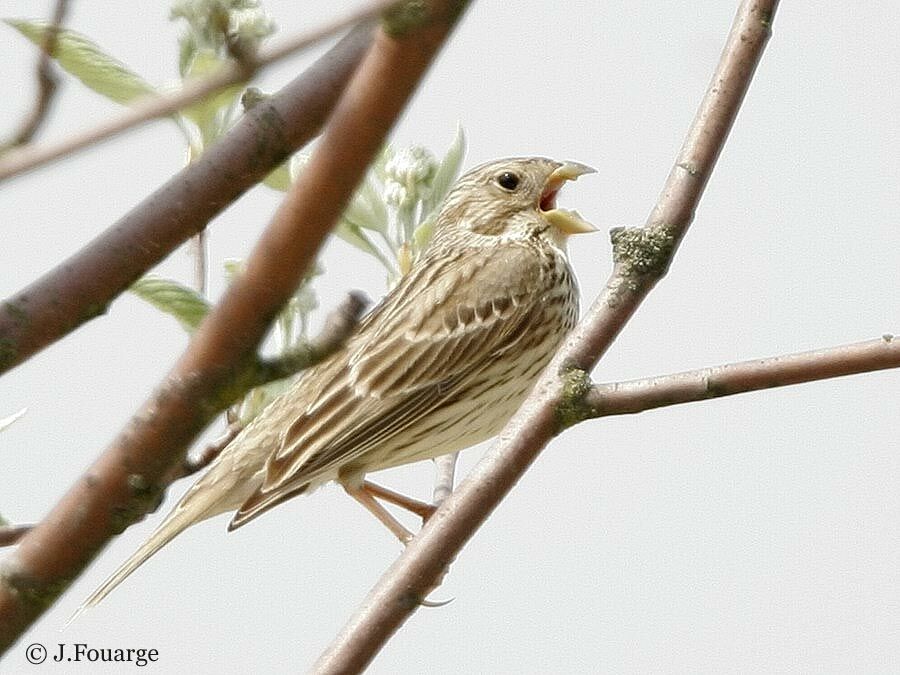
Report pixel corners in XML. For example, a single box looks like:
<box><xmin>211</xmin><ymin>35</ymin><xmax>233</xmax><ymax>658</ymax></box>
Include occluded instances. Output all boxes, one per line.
<box><xmin>277</xmin><ymin>300</ymin><xmax>296</xmax><ymax>348</ymax></box>
<box><xmin>428</xmin><ymin>125</ymin><xmax>466</xmax><ymax>210</ymax></box>
<box><xmin>292</xmin><ymin>281</ymin><xmax>318</xmax><ymax>317</ymax></box>
<box><xmin>5</xmin><ymin>19</ymin><xmax>155</xmax><ymax>104</ymax></box>
<box><xmin>130</xmin><ymin>276</ymin><xmax>211</xmax><ymax>333</ymax></box>
<box><xmin>222</xmin><ymin>258</ymin><xmax>244</xmax><ymax>282</ymax></box>
<box><xmin>343</xmin><ymin>177</ymin><xmax>388</xmax><ymax>234</ymax></box>
<box><xmin>412</xmin><ymin>215</ymin><xmax>436</xmax><ymax>252</ymax></box>
<box><xmin>180</xmin><ymin>49</ymin><xmax>242</xmax><ymax>132</ymax></box>
<box><xmin>0</xmin><ymin>408</ymin><xmax>26</xmax><ymax>434</ymax></box>
<box><xmin>334</xmin><ymin>219</ymin><xmax>377</xmax><ymax>254</ymax></box>
<box><xmin>334</xmin><ymin>220</ymin><xmax>394</xmax><ymax>272</ymax></box>
<box><xmin>263</xmin><ymin>159</ymin><xmax>292</xmax><ymax>192</ymax></box>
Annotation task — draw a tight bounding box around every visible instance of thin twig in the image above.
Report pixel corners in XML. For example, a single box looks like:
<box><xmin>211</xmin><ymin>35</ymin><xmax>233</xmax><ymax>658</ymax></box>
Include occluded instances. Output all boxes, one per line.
<box><xmin>0</xmin><ymin>1</ymin><xmax>467</xmax><ymax>651</ymax></box>
<box><xmin>0</xmin><ymin>24</ymin><xmax>373</xmax><ymax>377</ymax></box>
<box><xmin>312</xmin><ymin>2</ymin><xmax>780</xmax><ymax>671</ymax></box>
<box><xmin>253</xmin><ymin>291</ymin><xmax>369</xmax><ymax>385</ymax></box>
<box><xmin>0</xmin><ymin>295</ymin><xmax>368</xmax><ymax>548</ymax></box>
<box><xmin>190</xmin><ymin>230</ymin><xmax>208</xmax><ymax>296</ymax></box>
<box><xmin>0</xmin><ymin>525</ymin><xmax>32</xmax><ymax>548</ymax></box>
<box><xmin>0</xmin><ymin>0</ymin><xmax>70</xmax><ymax>150</ymax></box>
<box><xmin>164</xmin><ymin>422</ymin><xmax>243</xmax><ymax>485</ymax></box>
<box><xmin>432</xmin><ymin>453</ymin><xmax>458</xmax><ymax>505</ymax></box>
<box><xmin>2</xmin><ymin>333</ymin><xmax>889</xmax><ymax>551</ymax></box>
<box><xmin>0</xmin><ymin>0</ymin><xmax>399</xmax><ymax>182</ymax></box>
<box><xmin>0</xmin><ymin>408</ymin><xmax>28</xmax><ymax>433</ymax></box>
<box><xmin>582</xmin><ymin>335</ymin><xmax>900</xmax><ymax>419</ymax></box>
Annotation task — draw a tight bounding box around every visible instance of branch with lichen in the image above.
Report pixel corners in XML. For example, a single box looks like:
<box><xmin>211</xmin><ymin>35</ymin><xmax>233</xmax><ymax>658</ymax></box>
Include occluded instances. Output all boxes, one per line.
<box><xmin>312</xmin><ymin>1</ymin><xmax>782</xmax><ymax>671</ymax></box>
<box><xmin>557</xmin><ymin>335</ymin><xmax>900</xmax><ymax>428</ymax></box>
<box><xmin>10</xmin><ymin>329</ymin><xmax>891</xmax><ymax>555</ymax></box>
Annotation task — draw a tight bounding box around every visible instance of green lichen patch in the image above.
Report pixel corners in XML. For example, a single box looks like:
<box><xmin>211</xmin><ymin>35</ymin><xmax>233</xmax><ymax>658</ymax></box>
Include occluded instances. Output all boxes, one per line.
<box><xmin>610</xmin><ymin>223</ymin><xmax>677</xmax><ymax>285</ymax></box>
<box><xmin>556</xmin><ymin>366</ymin><xmax>594</xmax><ymax>430</ymax></box>
<box><xmin>382</xmin><ymin>1</ymin><xmax>429</xmax><ymax>37</ymax></box>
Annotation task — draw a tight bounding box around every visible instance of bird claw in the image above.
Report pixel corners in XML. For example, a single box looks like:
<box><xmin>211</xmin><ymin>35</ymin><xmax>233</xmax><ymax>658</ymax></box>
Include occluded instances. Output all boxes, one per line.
<box><xmin>418</xmin><ymin>595</ymin><xmax>455</xmax><ymax>608</ymax></box>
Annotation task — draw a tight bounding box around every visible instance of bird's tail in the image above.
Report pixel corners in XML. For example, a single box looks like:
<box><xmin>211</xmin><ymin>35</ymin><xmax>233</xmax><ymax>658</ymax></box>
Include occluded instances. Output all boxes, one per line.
<box><xmin>69</xmin><ymin>445</ymin><xmax>266</xmax><ymax>624</ymax></box>
<box><xmin>70</xmin><ymin>504</ymin><xmax>204</xmax><ymax>623</ymax></box>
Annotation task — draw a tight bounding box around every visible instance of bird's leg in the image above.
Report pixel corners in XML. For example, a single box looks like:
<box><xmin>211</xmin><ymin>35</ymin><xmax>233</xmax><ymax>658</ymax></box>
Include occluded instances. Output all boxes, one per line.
<box><xmin>342</xmin><ymin>482</ymin><xmax>416</xmax><ymax>544</ymax></box>
<box><xmin>361</xmin><ymin>480</ymin><xmax>437</xmax><ymax>521</ymax></box>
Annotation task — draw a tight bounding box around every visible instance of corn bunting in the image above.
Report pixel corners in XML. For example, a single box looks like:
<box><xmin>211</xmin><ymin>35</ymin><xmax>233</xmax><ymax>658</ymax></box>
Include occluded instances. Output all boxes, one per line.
<box><xmin>78</xmin><ymin>156</ymin><xmax>595</xmax><ymax>611</ymax></box>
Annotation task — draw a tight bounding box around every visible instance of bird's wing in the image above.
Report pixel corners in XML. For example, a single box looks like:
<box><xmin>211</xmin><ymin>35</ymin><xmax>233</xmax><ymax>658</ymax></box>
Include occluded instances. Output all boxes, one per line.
<box><xmin>229</xmin><ymin>242</ymin><xmax>545</xmax><ymax>528</ymax></box>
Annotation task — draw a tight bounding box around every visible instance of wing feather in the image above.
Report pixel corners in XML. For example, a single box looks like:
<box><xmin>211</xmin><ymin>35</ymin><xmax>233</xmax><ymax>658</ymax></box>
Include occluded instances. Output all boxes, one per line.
<box><xmin>230</xmin><ymin>243</ymin><xmax>546</xmax><ymax>528</ymax></box>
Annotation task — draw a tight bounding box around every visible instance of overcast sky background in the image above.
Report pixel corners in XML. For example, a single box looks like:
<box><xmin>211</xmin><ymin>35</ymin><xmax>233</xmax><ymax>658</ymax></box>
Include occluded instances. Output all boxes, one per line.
<box><xmin>2</xmin><ymin>1</ymin><xmax>899</xmax><ymax>672</ymax></box>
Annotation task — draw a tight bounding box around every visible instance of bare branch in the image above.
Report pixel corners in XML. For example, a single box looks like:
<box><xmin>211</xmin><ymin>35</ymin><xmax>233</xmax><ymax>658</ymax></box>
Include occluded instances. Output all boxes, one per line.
<box><xmin>0</xmin><ymin>294</ymin><xmax>367</xmax><ymax>549</ymax></box>
<box><xmin>431</xmin><ymin>453</ymin><xmax>458</xmax><ymax>505</ymax></box>
<box><xmin>0</xmin><ymin>0</ymin><xmax>70</xmax><ymax>150</ymax></box>
<box><xmin>253</xmin><ymin>291</ymin><xmax>369</xmax><ymax>385</ymax></box>
<box><xmin>0</xmin><ymin>0</ymin><xmax>399</xmax><ymax>182</ymax></box>
<box><xmin>0</xmin><ymin>24</ymin><xmax>373</xmax><ymax>377</ymax></box>
<box><xmin>7</xmin><ymin>332</ymin><xmax>888</xmax><ymax>553</ymax></box>
<box><xmin>312</xmin><ymin>1</ymin><xmax>781</xmax><ymax>671</ymax></box>
<box><xmin>0</xmin><ymin>0</ymin><xmax>469</xmax><ymax>652</ymax></box>
<box><xmin>580</xmin><ymin>335</ymin><xmax>900</xmax><ymax>419</ymax></box>
<box><xmin>0</xmin><ymin>525</ymin><xmax>32</xmax><ymax>549</ymax></box>
<box><xmin>9</xmin><ymin>330</ymin><xmax>886</xmax><ymax>553</ymax></box>
<box><xmin>190</xmin><ymin>230</ymin><xmax>209</xmax><ymax>297</ymax></box>
<box><xmin>164</xmin><ymin>422</ymin><xmax>242</xmax><ymax>485</ymax></box>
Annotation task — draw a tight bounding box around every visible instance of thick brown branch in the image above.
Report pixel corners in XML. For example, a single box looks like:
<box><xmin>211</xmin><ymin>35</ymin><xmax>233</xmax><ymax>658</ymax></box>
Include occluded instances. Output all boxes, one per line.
<box><xmin>0</xmin><ymin>24</ymin><xmax>372</xmax><ymax>377</ymax></box>
<box><xmin>0</xmin><ymin>0</ymin><xmax>69</xmax><ymax>150</ymax></box>
<box><xmin>0</xmin><ymin>0</ymin><xmax>467</xmax><ymax>652</ymax></box>
<box><xmin>312</xmin><ymin>1</ymin><xmax>780</xmax><ymax>671</ymax></box>
<box><xmin>0</xmin><ymin>0</ymin><xmax>399</xmax><ymax>182</ymax></box>
<box><xmin>0</xmin><ymin>294</ymin><xmax>367</xmax><ymax>547</ymax></box>
<box><xmin>582</xmin><ymin>335</ymin><xmax>900</xmax><ymax>419</ymax></box>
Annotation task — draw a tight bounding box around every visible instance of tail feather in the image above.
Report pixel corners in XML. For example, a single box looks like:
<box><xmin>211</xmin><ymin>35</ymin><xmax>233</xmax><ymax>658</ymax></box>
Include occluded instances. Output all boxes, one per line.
<box><xmin>68</xmin><ymin>501</ymin><xmax>215</xmax><ymax>625</ymax></box>
<box><xmin>70</xmin><ymin>434</ymin><xmax>269</xmax><ymax>623</ymax></box>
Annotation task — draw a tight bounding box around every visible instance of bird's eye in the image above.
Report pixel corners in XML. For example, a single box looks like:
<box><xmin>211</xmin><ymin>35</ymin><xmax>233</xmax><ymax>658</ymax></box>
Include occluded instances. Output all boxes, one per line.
<box><xmin>496</xmin><ymin>172</ymin><xmax>520</xmax><ymax>191</ymax></box>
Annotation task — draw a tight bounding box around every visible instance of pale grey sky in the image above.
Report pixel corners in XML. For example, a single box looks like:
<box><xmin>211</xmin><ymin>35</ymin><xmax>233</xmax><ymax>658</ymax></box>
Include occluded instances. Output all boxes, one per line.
<box><xmin>1</xmin><ymin>1</ymin><xmax>899</xmax><ymax>672</ymax></box>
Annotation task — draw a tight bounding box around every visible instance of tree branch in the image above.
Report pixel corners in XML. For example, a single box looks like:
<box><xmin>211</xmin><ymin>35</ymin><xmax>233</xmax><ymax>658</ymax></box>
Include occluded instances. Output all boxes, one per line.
<box><xmin>0</xmin><ymin>23</ymin><xmax>373</xmax><ymax>377</ymax></box>
<box><xmin>312</xmin><ymin>1</ymin><xmax>780</xmax><ymax>671</ymax></box>
<box><xmin>0</xmin><ymin>0</ymin><xmax>70</xmax><ymax>150</ymax></box>
<box><xmin>3</xmin><ymin>332</ymin><xmax>894</xmax><ymax>550</ymax></box>
<box><xmin>253</xmin><ymin>291</ymin><xmax>369</xmax><ymax>385</ymax></box>
<box><xmin>0</xmin><ymin>0</ymin><xmax>470</xmax><ymax>652</ymax></box>
<box><xmin>578</xmin><ymin>335</ymin><xmax>900</xmax><ymax>420</ymax></box>
<box><xmin>0</xmin><ymin>526</ymin><xmax>32</xmax><ymax>549</ymax></box>
<box><xmin>0</xmin><ymin>0</ymin><xmax>399</xmax><ymax>182</ymax></box>
<box><xmin>0</xmin><ymin>291</ymin><xmax>369</xmax><ymax>551</ymax></box>
<box><xmin>431</xmin><ymin>453</ymin><xmax>458</xmax><ymax>505</ymax></box>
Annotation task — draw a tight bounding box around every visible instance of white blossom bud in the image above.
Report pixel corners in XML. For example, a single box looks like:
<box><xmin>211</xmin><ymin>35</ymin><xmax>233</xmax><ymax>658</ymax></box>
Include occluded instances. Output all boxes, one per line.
<box><xmin>228</xmin><ymin>6</ymin><xmax>275</xmax><ymax>43</ymax></box>
<box><xmin>384</xmin><ymin>182</ymin><xmax>409</xmax><ymax>208</ymax></box>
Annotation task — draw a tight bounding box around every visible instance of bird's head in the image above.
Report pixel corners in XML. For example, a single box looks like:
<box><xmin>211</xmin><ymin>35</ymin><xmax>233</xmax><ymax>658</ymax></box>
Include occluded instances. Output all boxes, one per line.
<box><xmin>431</xmin><ymin>157</ymin><xmax>597</xmax><ymax>247</ymax></box>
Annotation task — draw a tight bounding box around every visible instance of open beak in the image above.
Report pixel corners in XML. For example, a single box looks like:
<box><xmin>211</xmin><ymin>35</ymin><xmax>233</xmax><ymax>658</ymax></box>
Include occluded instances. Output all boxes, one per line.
<box><xmin>540</xmin><ymin>161</ymin><xmax>597</xmax><ymax>235</ymax></box>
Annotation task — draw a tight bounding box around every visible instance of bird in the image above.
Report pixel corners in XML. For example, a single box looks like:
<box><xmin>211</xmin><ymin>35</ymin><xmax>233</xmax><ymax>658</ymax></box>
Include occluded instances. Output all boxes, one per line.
<box><xmin>76</xmin><ymin>156</ymin><xmax>596</xmax><ymax>613</ymax></box>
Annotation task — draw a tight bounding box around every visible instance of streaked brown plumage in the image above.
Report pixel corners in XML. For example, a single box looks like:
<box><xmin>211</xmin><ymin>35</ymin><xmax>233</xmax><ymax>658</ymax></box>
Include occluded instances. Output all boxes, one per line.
<box><xmin>77</xmin><ymin>157</ymin><xmax>595</xmax><ymax>613</ymax></box>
